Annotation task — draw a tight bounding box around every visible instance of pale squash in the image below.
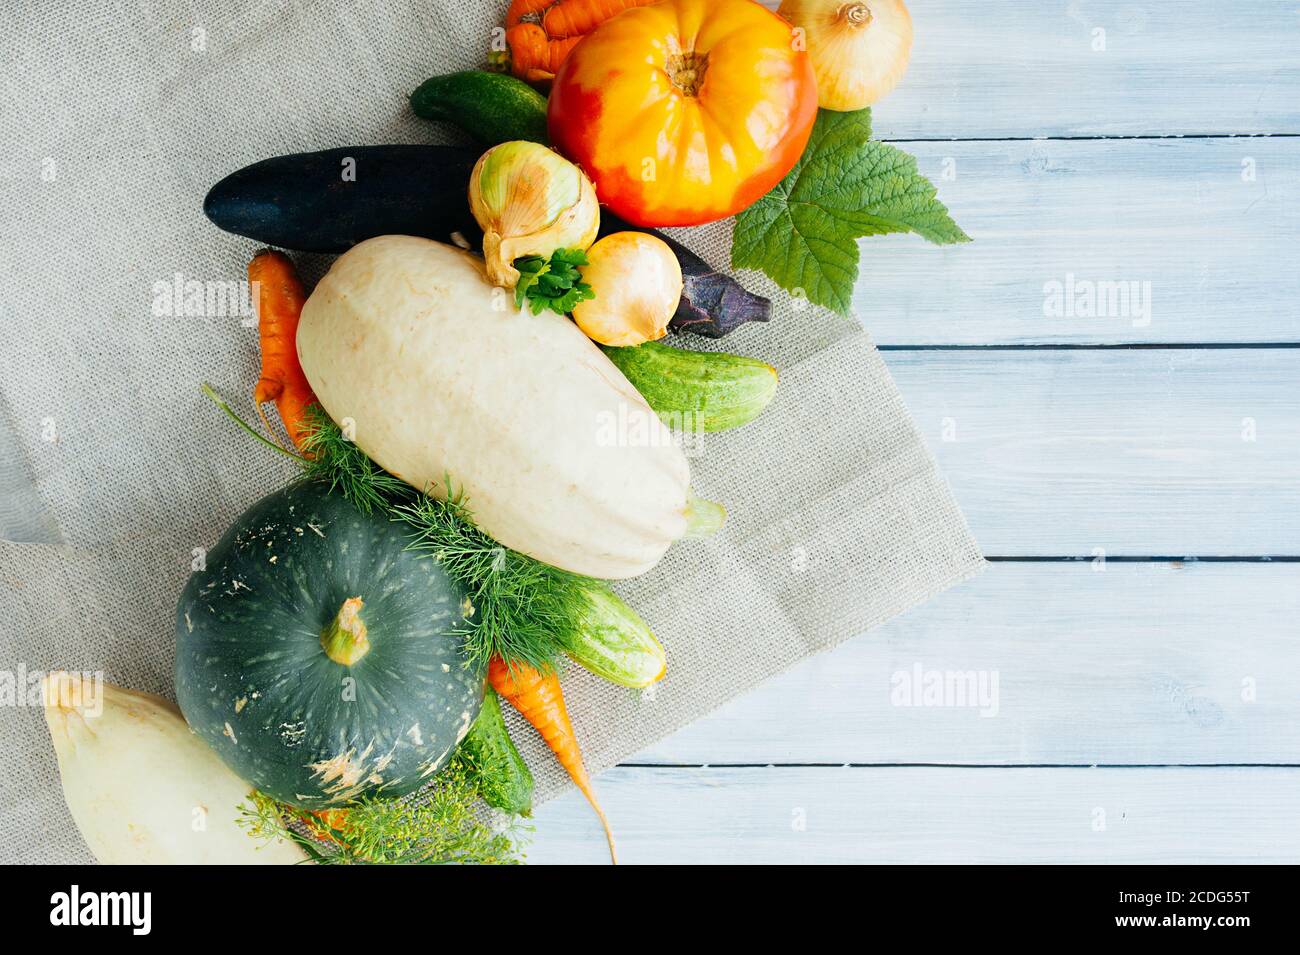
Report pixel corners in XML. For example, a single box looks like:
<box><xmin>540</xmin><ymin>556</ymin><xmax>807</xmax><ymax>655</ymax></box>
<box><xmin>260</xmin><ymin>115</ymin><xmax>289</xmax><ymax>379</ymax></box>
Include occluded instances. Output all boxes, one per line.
<box><xmin>296</xmin><ymin>235</ymin><xmax>712</xmax><ymax>579</ymax></box>
<box><xmin>42</xmin><ymin>672</ymin><xmax>308</xmax><ymax>864</ymax></box>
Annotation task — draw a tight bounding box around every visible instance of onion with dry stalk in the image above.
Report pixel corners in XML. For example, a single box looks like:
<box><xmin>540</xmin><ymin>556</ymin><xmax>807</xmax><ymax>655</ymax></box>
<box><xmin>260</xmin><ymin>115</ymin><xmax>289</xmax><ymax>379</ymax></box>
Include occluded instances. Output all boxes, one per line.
<box><xmin>779</xmin><ymin>0</ymin><xmax>913</xmax><ymax>111</ymax></box>
<box><xmin>468</xmin><ymin>140</ymin><xmax>599</xmax><ymax>288</ymax></box>
<box><xmin>572</xmin><ymin>231</ymin><xmax>683</xmax><ymax>346</ymax></box>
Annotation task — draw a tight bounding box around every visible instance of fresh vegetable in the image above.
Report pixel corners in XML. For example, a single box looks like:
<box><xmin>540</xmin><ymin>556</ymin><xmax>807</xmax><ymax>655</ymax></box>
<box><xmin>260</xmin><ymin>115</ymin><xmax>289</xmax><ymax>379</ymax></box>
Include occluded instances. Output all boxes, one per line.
<box><xmin>507</xmin><ymin>0</ymin><xmax>656</xmax><ymax>35</ymax></box>
<box><xmin>567</xmin><ymin>586</ymin><xmax>665</xmax><ymax>688</ymax></box>
<box><xmin>547</xmin><ymin>0</ymin><xmax>818</xmax><ymax>226</ymax></box>
<box><xmin>498</xmin><ymin>1</ymin><xmax>658</xmax><ymax>84</ymax></box>
<box><xmin>249</xmin><ymin>250</ymin><xmax>313</xmax><ymax>450</ymax></box>
<box><xmin>732</xmin><ymin>108</ymin><xmax>969</xmax><ymax>315</ymax></box>
<box><xmin>410</xmin><ymin>70</ymin><xmax>549</xmax><ymax>145</ymax></box>
<box><xmin>534</xmin><ymin>0</ymin><xmax>659</xmax><ymax>38</ymax></box>
<box><xmin>498</xmin><ymin>23</ymin><xmax>583</xmax><ymax>86</ymax></box>
<box><xmin>572</xmin><ymin>232</ymin><xmax>682</xmax><ymax>346</ymax></box>
<box><xmin>456</xmin><ymin>690</ymin><xmax>535</xmax><ymax>816</ymax></box>
<box><xmin>469</xmin><ymin>141</ymin><xmax>600</xmax><ymax>288</ymax></box>
<box><xmin>297</xmin><ymin>235</ymin><xmax>722</xmax><ymax>579</ymax></box>
<box><xmin>601</xmin><ymin>213</ymin><xmax>772</xmax><ymax>338</ymax></box>
<box><xmin>489</xmin><ymin>657</ymin><xmax>616</xmax><ymax>863</ymax></box>
<box><xmin>667</xmin><ymin>257</ymin><xmax>769</xmax><ymax>339</ymax></box>
<box><xmin>203</xmin><ymin>145</ymin><xmax>769</xmax><ymax>337</ymax></box>
<box><xmin>241</xmin><ymin>768</ymin><xmax>525</xmax><ymax>864</ymax></box>
<box><xmin>175</xmin><ymin>480</ymin><xmax>484</xmax><ymax>809</ymax></box>
<box><xmin>42</xmin><ymin>672</ymin><xmax>308</xmax><ymax>864</ymax></box>
<box><xmin>779</xmin><ymin>0</ymin><xmax>913</xmax><ymax>110</ymax></box>
<box><xmin>602</xmin><ymin>339</ymin><xmax>779</xmax><ymax>433</ymax></box>
<box><xmin>514</xmin><ymin>247</ymin><xmax>594</xmax><ymax>315</ymax></box>
<box><xmin>203</xmin><ymin>145</ymin><xmax>481</xmax><ymax>253</ymax></box>
<box><xmin>505</xmin><ymin>0</ymin><xmax>552</xmax><ymax>25</ymax></box>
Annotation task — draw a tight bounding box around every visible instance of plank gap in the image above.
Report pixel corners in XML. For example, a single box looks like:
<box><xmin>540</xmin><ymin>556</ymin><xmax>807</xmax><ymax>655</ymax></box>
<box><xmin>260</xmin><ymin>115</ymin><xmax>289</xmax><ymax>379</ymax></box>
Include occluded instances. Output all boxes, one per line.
<box><xmin>879</xmin><ymin>344</ymin><xmax>1300</xmax><ymax>351</ymax></box>
<box><xmin>617</xmin><ymin>762</ymin><xmax>1300</xmax><ymax>770</ymax></box>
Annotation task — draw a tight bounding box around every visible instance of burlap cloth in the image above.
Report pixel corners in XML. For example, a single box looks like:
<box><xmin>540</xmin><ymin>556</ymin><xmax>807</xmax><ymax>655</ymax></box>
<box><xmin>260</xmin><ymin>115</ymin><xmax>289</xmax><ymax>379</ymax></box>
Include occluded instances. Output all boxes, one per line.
<box><xmin>0</xmin><ymin>1</ymin><xmax>983</xmax><ymax>863</ymax></box>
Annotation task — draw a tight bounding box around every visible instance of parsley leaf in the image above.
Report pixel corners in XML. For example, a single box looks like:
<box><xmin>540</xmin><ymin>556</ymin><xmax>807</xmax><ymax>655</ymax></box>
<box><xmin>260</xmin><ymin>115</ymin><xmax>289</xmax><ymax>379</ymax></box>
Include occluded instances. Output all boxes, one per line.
<box><xmin>731</xmin><ymin>108</ymin><xmax>970</xmax><ymax>315</ymax></box>
<box><xmin>513</xmin><ymin>248</ymin><xmax>595</xmax><ymax>315</ymax></box>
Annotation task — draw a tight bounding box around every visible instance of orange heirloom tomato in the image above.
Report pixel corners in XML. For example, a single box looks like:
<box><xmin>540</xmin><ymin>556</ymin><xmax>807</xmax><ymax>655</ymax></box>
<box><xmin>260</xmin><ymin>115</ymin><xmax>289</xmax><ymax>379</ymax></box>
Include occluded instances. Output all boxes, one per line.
<box><xmin>547</xmin><ymin>0</ymin><xmax>818</xmax><ymax>228</ymax></box>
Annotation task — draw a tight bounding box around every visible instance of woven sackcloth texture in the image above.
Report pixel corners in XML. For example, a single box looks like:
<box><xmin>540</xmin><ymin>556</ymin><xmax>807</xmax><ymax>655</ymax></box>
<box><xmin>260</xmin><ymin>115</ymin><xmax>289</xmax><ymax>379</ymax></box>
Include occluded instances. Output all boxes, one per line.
<box><xmin>0</xmin><ymin>1</ymin><xmax>984</xmax><ymax>863</ymax></box>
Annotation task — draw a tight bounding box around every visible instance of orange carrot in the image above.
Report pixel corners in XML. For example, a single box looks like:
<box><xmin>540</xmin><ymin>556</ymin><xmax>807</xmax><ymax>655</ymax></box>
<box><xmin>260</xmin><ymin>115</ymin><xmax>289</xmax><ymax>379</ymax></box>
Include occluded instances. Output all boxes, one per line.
<box><xmin>249</xmin><ymin>250</ymin><xmax>316</xmax><ymax>452</ymax></box>
<box><xmin>505</xmin><ymin>0</ymin><xmax>554</xmax><ymax>29</ymax></box>
<box><xmin>504</xmin><ymin>23</ymin><xmax>582</xmax><ymax>85</ymax></box>
<box><xmin>541</xmin><ymin>0</ymin><xmax>658</xmax><ymax>39</ymax></box>
<box><xmin>303</xmin><ymin>808</ymin><xmax>351</xmax><ymax>843</ymax></box>
<box><xmin>489</xmin><ymin>657</ymin><xmax>617</xmax><ymax>863</ymax></box>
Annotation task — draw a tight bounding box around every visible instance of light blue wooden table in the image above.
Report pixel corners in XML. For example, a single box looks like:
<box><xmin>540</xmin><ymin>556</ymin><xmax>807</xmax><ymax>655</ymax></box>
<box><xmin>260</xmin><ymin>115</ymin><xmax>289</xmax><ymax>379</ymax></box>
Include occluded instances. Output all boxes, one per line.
<box><xmin>529</xmin><ymin>1</ymin><xmax>1300</xmax><ymax>863</ymax></box>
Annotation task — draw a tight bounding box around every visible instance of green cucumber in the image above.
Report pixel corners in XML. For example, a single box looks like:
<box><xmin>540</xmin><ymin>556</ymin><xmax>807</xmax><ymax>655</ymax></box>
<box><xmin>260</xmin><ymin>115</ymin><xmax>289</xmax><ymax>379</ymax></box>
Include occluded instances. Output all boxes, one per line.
<box><xmin>568</xmin><ymin>587</ymin><xmax>666</xmax><ymax>689</ymax></box>
<box><xmin>410</xmin><ymin>71</ymin><xmax>549</xmax><ymax>146</ymax></box>
<box><xmin>456</xmin><ymin>690</ymin><xmax>534</xmax><ymax>817</ymax></box>
<box><xmin>602</xmin><ymin>340</ymin><xmax>779</xmax><ymax>432</ymax></box>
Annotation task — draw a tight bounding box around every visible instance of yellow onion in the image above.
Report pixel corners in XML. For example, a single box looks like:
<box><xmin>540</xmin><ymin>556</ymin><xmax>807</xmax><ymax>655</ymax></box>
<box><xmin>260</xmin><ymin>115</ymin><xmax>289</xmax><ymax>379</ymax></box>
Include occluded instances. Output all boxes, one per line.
<box><xmin>572</xmin><ymin>232</ymin><xmax>683</xmax><ymax>347</ymax></box>
<box><xmin>779</xmin><ymin>0</ymin><xmax>913</xmax><ymax>111</ymax></box>
<box><xmin>468</xmin><ymin>140</ymin><xmax>600</xmax><ymax>288</ymax></box>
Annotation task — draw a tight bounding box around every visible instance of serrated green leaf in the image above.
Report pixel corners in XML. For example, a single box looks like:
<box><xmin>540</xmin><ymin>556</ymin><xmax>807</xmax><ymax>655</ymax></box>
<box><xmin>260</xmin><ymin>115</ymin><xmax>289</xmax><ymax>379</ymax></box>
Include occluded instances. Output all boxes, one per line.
<box><xmin>731</xmin><ymin>108</ymin><xmax>969</xmax><ymax>315</ymax></box>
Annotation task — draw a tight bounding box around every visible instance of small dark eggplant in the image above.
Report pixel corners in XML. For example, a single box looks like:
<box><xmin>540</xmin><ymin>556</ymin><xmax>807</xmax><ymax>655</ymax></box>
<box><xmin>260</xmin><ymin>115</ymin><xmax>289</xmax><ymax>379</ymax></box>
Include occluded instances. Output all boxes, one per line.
<box><xmin>203</xmin><ymin>145</ymin><xmax>482</xmax><ymax>253</ymax></box>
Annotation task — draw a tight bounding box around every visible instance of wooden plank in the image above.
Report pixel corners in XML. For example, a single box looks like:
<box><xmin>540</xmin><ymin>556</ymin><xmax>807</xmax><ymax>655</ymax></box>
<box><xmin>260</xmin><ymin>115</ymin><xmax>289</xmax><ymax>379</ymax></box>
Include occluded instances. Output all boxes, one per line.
<box><xmin>527</xmin><ymin>766</ymin><xmax>1300</xmax><ymax>864</ymax></box>
<box><xmin>761</xmin><ymin>1</ymin><xmax>1300</xmax><ymax>139</ymax></box>
<box><xmin>852</xmin><ymin>138</ymin><xmax>1300</xmax><ymax>345</ymax></box>
<box><xmin>883</xmin><ymin>348</ymin><xmax>1300</xmax><ymax>555</ymax></box>
<box><xmin>634</xmin><ymin>563</ymin><xmax>1300</xmax><ymax>765</ymax></box>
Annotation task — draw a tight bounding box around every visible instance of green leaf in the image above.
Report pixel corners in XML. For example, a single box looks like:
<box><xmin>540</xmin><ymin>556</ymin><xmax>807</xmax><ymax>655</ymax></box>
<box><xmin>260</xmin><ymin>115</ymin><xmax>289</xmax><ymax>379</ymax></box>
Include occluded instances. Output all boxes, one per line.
<box><xmin>512</xmin><ymin>248</ymin><xmax>593</xmax><ymax>315</ymax></box>
<box><xmin>731</xmin><ymin>108</ymin><xmax>970</xmax><ymax>315</ymax></box>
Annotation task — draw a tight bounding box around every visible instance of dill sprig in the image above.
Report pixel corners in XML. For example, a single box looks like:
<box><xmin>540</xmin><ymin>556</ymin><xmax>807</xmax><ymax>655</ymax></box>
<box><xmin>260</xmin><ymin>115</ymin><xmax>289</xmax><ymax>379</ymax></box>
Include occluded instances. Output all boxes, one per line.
<box><xmin>297</xmin><ymin>406</ymin><xmax>412</xmax><ymax>514</ymax></box>
<box><xmin>240</xmin><ymin>757</ymin><xmax>526</xmax><ymax>865</ymax></box>
<box><xmin>395</xmin><ymin>492</ymin><xmax>591</xmax><ymax>672</ymax></box>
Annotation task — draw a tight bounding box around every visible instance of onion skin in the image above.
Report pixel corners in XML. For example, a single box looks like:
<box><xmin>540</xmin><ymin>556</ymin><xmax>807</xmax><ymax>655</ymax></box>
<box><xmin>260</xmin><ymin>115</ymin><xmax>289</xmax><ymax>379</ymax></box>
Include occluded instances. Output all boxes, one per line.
<box><xmin>779</xmin><ymin>0</ymin><xmax>913</xmax><ymax>111</ymax></box>
<box><xmin>42</xmin><ymin>672</ymin><xmax>307</xmax><ymax>865</ymax></box>
<box><xmin>573</xmin><ymin>232</ymin><xmax>683</xmax><ymax>347</ymax></box>
<box><xmin>468</xmin><ymin>141</ymin><xmax>600</xmax><ymax>287</ymax></box>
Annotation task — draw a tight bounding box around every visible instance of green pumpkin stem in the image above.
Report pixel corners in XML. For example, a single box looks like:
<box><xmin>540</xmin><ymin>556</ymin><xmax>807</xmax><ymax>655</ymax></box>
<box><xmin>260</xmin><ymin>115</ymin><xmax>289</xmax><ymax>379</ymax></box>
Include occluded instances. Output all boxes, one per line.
<box><xmin>320</xmin><ymin>597</ymin><xmax>370</xmax><ymax>666</ymax></box>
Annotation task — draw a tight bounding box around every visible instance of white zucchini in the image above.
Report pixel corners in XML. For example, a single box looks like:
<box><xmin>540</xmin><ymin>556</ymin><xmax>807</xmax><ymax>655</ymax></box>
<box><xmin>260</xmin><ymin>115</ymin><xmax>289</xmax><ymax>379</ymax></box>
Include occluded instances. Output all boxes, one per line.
<box><xmin>297</xmin><ymin>235</ymin><xmax>710</xmax><ymax>579</ymax></box>
<box><xmin>43</xmin><ymin>672</ymin><xmax>307</xmax><ymax>865</ymax></box>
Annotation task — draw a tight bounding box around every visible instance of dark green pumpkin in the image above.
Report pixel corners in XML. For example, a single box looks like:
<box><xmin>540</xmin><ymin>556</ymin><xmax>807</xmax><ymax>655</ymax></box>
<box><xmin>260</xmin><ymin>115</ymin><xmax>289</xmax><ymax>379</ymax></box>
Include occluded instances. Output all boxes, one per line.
<box><xmin>175</xmin><ymin>480</ymin><xmax>482</xmax><ymax>808</ymax></box>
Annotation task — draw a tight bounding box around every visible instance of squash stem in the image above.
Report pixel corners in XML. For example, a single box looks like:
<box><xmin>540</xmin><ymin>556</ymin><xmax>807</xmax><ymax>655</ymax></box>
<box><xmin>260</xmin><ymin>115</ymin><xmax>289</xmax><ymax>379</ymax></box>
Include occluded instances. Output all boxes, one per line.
<box><xmin>682</xmin><ymin>491</ymin><xmax>726</xmax><ymax>539</ymax></box>
<box><xmin>320</xmin><ymin>597</ymin><xmax>370</xmax><ymax>666</ymax></box>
